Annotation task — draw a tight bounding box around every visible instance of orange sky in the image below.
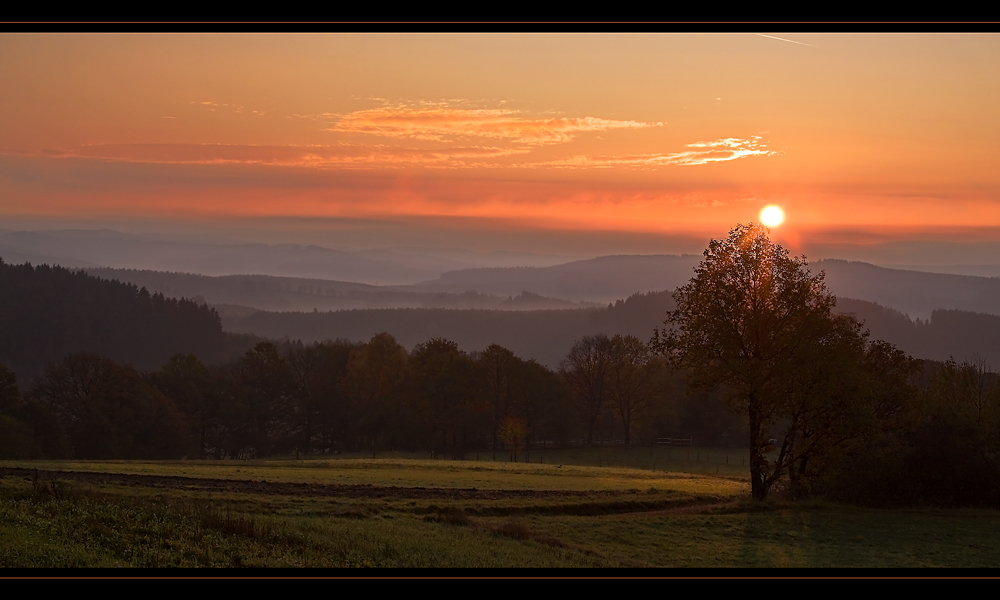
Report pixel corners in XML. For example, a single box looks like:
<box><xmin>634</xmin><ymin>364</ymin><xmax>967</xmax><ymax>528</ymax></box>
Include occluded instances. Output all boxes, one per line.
<box><xmin>2</xmin><ymin>33</ymin><xmax>999</xmax><ymax>262</ymax></box>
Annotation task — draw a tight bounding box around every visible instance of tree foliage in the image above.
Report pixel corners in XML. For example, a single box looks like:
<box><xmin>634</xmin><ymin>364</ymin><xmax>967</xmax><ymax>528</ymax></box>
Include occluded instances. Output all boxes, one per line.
<box><xmin>30</xmin><ymin>353</ymin><xmax>188</xmax><ymax>459</ymax></box>
<box><xmin>561</xmin><ymin>334</ymin><xmax>613</xmax><ymax>445</ymax></box>
<box><xmin>606</xmin><ymin>334</ymin><xmax>662</xmax><ymax>445</ymax></box>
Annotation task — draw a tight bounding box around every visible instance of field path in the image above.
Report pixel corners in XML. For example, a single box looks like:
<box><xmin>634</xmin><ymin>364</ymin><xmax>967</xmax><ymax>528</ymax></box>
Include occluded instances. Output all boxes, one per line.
<box><xmin>0</xmin><ymin>466</ymin><xmax>639</xmax><ymax>501</ymax></box>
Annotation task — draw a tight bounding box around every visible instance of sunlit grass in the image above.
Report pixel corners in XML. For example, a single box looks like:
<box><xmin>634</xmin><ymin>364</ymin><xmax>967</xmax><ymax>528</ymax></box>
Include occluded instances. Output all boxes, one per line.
<box><xmin>0</xmin><ymin>456</ymin><xmax>748</xmax><ymax>496</ymax></box>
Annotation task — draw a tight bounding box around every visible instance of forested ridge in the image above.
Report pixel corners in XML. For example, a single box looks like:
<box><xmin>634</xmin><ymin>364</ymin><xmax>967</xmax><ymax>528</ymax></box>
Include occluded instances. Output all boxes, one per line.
<box><xmin>0</xmin><ymin>259</ymin><xmax>252</xmax><ymax>380</ymax></box>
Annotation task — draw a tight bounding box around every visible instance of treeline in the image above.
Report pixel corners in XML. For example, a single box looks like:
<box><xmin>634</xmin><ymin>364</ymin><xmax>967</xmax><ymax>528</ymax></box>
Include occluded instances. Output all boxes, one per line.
<box><xmin>0</xmin><ymin>259</ymin><xmax>255</xmax><ymax>380</ymax></box>
<box><xmin>1</xmin><ymin>334</ymin><xmax>999</xmax><ymax>506</ymax></box>
<box><xmin>0</xmin><ymin>333</ymin><xmax>718</xmax><ymax>462</ymax></box>
<box><xmin>812</xmin><ymin>355</ymin><xmax>1000</xmax><ymax>507</ymax></box>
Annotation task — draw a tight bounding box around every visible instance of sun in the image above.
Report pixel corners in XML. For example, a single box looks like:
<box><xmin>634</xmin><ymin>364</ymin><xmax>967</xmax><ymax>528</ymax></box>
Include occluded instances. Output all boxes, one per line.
<box><xmin>760</xmin><ymin>205</ymin><xmax>784</xmax><ymax>227</ymax></box>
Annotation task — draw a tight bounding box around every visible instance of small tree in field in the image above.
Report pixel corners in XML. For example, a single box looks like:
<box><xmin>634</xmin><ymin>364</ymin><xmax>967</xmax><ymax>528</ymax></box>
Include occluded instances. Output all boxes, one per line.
<box><xmin>498</xmin><ymin>415</ymin><xmax>528</xmax><ymax>462</ymax></box>
<box><xmin>652</xmin><ymin>223</ymin><xmax>838</xmax><ymax>501</ymax></box>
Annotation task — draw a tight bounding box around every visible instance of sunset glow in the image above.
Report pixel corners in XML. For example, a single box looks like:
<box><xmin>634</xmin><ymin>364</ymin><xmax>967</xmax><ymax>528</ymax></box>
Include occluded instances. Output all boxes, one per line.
<box><xmin>1</xmin><ymin>33</ymin><xmax>999</xmax><ymax>262</ymax></box>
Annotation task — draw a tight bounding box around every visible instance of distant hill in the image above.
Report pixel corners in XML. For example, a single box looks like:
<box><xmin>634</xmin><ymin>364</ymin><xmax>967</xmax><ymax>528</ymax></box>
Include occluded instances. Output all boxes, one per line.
<box><xmin>82</xmin><ymin>268</ymin><xmax>600</xmax><ymax>312</ymax></box>
<box><xmin>408</xmin><ymin>255</ymin><xmax>705</xmax><ymax>303</ymax></box>
<box><xmin>0</xmin><ymin>241</ymin><xmax>100</xmax><ymax>269</ymax></box>
<box><xmin>0</xmin><ymin>230</ymin><xmax>463</xmax><ymax>285</ymax></box>
<box><xmin>0</xmin><ymin>229</ymin><xmax>579</xmax><ymax>285</ymax></box>
<box><xmin>816</xmin><ymin>259</ymin><xmax>1000</xmax><ymax>319</ymax></box>
<box><xmin>412</xmin><ymin>256</ymin><xmax>1000</xmax><ymax>318</ymax></box>
<box><xmin>222</xmin><ymin>292</ymin><xmax>1000</xmax><ymax>369</ymax></box>
<box><xmin>879</xmin><ymin>264</ymin><xmax>1000</xmax><ymax>278</ymax></box>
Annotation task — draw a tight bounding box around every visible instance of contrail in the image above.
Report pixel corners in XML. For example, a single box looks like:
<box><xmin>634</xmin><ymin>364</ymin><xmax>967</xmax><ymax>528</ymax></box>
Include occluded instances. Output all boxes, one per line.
<box><xmin>756</xmin><ymin>34</ymin><xmax>816</xmax><ymax>48</ymax></box>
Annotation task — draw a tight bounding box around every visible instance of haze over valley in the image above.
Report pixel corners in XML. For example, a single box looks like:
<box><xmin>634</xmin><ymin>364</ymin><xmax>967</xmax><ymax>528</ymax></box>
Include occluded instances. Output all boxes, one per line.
<box><xmin>2</xmin><ymin>227</ymin><xmax>999</xmax><ymax>371</ymax></box>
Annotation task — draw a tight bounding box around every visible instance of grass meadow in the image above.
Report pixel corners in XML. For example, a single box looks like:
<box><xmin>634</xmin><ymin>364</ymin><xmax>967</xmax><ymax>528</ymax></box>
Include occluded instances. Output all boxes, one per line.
<box><xmin>2</xmin><ymin>448</ymin><xmax>998</xmax><ymax>570</ymax></box>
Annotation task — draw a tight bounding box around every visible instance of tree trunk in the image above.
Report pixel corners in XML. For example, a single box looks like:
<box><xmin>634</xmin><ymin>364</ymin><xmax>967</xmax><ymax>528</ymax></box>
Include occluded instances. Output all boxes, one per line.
<box><xmin>748</xmin><ymin>403</ymin><xmax>769</xmax><ymax>501</ymax></box>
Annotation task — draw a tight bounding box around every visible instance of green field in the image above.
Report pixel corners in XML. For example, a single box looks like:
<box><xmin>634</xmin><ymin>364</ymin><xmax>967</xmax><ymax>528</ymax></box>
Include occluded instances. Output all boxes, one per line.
<box><xmin>2</xmin><ymin>452</ymin><xmax>998</xmax><ymax>569</ymax></box>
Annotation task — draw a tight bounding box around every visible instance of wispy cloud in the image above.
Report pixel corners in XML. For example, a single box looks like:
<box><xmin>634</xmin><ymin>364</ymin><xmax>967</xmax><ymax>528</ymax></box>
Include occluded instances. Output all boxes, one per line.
<box><xmin>327</xmin><ymin>103</ymin><xmax>661</xmax><ymax>145</ymax></box>
<box><xmin>532</xmin><ymin>136</ymin><xmax>777</xmax><ymax>168</ymax></box>
<box><xmin>17</xmin><ymin>135</ymin><xmax>775</xmax><ymax>171</ymax></box>
<box><xmin>39</xmin><ymin>143</ymin><xmax>529</xmax><ymax>169</ymax></box>
<box><xmin>145</xmin><ymin>101</ymin><xmax>773</xmax><ymax>170</ymax></box>
<box><xmin>190</xmin><ymin>101</ymin><xmax>269</xmax><ymax>116</ymax></box>
<box><xmin>756</xmin><ymin>34</ymin><xmax>816</xmax><ymax>48</ymax></box>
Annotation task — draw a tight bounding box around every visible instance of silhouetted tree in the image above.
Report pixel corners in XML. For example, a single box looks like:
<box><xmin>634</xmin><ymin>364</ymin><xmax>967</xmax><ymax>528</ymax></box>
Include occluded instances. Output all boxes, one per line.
<box><xmin>476</xmin><ymin>344</ymin><xmax>518</xmax><ymax>458</ymax></box>
<box><xmin>516</xmin><ymin>358</ymin><xmax>576</xmax><ymax>456</ymax></box>
<box><xmin>0</xmin><ymin>363</ymin><xmax>18</xmax><ymax>415</ymax></box>
<box><xmin>653</xmin><ymin>223</ymin><xmax>840</xmax><ymax>500</ymax></box>
<box><xmin>0</xmin><ymin>363</ymin><xmax>41</xmax><ymax>459</ymax></box>
<box><xmin>286</xmin><ymin>341</ymin><xmax>355</xmax><ymax>455</ymax></box>
<box><xmin>408</xmin><ymin>338</ymin><xmax>481</xmax><ymax>458</ymax></box>
<box><xmin>345</xmin><ymin>333</ymin><xmax>408</xmax><ymax>455</ymax></box>
<box><xmin>562</xmin><ymin>334</ymin><xmax>614</xmax><ymax>445</ymax></box>
<box><xmin>606</xmin><ymin>334</ymin><xmax>662</xmax><ymax>445</ymax></box>
<box><xmin>233</xmin><ymin>342</ymin><xmax>296</xmax><ymax>457</ymax></box>
<box><xmin>32</xmin><ymin>353</ymin><xmax>187</xmax><ymax>459</ymax></box>
<box><xmin>148</xmin><ymin>354</ymin><xmax>221</xmax><ymax>459</ymax></box>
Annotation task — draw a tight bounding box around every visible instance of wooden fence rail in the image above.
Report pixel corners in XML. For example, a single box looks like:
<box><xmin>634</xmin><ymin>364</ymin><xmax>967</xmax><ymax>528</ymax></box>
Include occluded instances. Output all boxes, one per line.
<box><xmin>656</xmin><ymin>437</ymin><xmax>693</xmax><ymax>447</ymax></box>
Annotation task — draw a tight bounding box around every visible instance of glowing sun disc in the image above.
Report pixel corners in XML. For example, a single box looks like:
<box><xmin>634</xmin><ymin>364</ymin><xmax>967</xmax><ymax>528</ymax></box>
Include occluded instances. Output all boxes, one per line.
<box><xmin>761</xmin><ymin>205</ymin><xmax>784</xmax><ymax>227</ymax></box>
